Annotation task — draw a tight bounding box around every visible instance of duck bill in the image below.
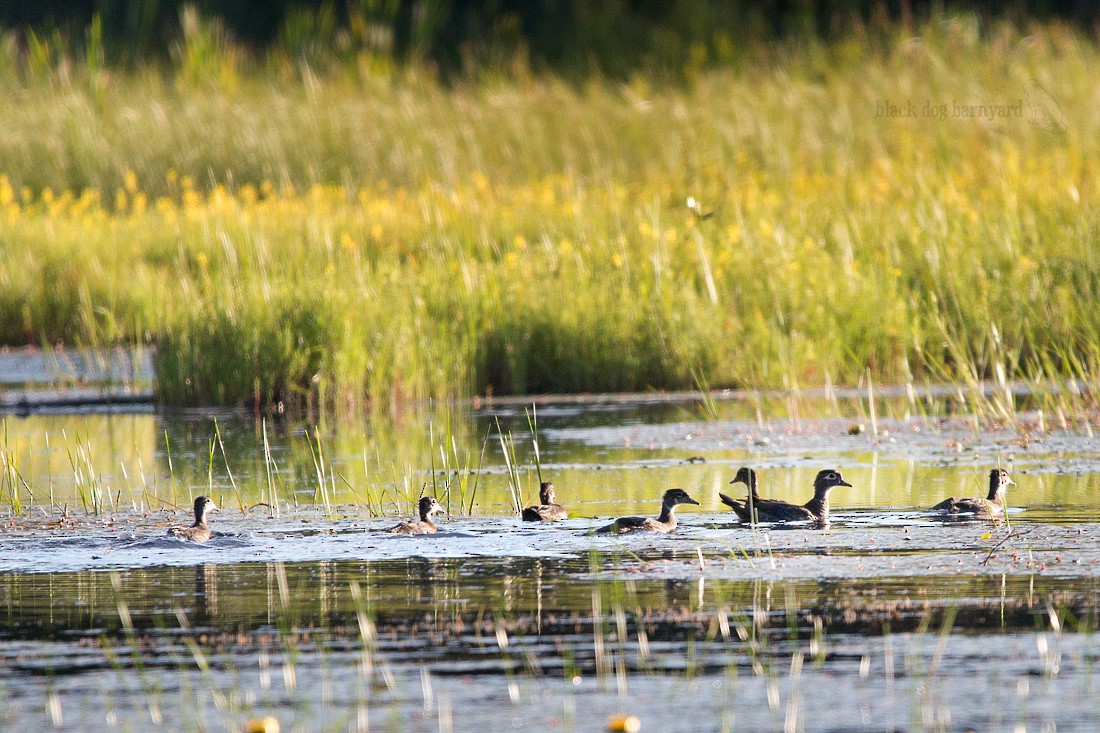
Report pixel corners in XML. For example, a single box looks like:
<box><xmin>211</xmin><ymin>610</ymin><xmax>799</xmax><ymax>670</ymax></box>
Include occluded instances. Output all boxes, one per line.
<box><xmin>729</xmin><ymin>477</ymin><xmax>744</xmax><ymax>485</ymax></box>
<box><xmin>838</xmin><ymin>479</ymin><xmax>853</xmax><ymax>488</ymax></box>
<box><xmin>686</xmin><ymin>498</ymin><xmax>700</xmax><ymax>505</ymax></box>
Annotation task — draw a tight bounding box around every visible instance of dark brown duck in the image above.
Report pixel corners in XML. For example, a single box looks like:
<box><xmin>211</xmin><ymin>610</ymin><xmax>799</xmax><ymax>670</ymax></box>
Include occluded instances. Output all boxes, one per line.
<box><xmin>930</xmin><ymin>468</ymin><xmax>1014</xmax><ymax>518</ymax></box>
<box><xmin>522</xmin><ymin>481</ymin><xmax>568</xmax><ymax>522</ymax></box>
<box><xmin>718</xmin><ymin>467</ymin><xmax>797</xmax><ymax>523</ymax></box>
<box><xmin>595</xmin><ymin>488</ymin><xmax>699</xmax><ymax>534</ymax></box>
<box><xmin>167</xmin><ymin>496</ymin><xmax>217</xmax><ymax>542</ymax></box>
<box><xmin>389</xmin><ymin>496</ymin><xmax>445</xmax><ymax>534</ymax></box>
<box><xmin>720</xmin><ymin>469</ymin><xmax>851</xmax><ymax>525</ymax></box>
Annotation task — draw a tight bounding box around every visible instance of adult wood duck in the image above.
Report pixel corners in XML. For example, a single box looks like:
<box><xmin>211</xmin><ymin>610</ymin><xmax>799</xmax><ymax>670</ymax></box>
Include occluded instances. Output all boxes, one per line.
<box><xmin>595</xmin><ymin>488</ymin><xmax>699</xmax><ymax>534</ymax></box>
<box><xmin>522</xmin><ymin>481</ymin><xmax>568</xmax><ymax>522</ymax></box>
<box><xmin>168</xmin><ymin>496</ymin><xmax>217</xmax><ymax>542</ymax></box>
<box><xmin>721</xmin><ymin>469</ymin><xmax>851</xmax><ymax>525</ymax></box>
<box><xmin>930</xmin><ymin>468</ymin><xmax>1014</xmax><ymax>518</ymax></box>
<box><xmin>389</xmin><ymin>496</ymin><xmax>445</xmax><ymax>534</ymax></box>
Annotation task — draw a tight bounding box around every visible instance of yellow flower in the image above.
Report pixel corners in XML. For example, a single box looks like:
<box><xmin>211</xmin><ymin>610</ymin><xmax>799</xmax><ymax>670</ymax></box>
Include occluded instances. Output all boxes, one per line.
<box><xmin>339</xmin><ymin>232</ymin><xmax>358</xmax><ymax>254</ymax></box>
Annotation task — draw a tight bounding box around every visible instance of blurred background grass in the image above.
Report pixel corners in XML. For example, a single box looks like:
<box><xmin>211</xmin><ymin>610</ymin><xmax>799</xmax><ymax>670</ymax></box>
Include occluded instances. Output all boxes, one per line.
<box><xmin>0</xmin><ymin>6</ymin><xmax>1096</xmax><ymax>410</ymax></box>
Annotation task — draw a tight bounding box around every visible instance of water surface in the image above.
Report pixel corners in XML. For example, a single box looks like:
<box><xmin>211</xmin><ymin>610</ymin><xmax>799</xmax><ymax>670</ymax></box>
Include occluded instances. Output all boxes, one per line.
<box><xmin>0</xmin><ymin>391</ymin><xmax>1098</xmax><ymax>731</ymax></box>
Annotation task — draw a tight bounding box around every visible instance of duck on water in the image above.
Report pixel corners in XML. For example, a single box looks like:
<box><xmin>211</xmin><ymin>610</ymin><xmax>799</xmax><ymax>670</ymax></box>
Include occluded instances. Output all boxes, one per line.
<box><xmin>720</xmin><ymin>469</ymin><xmax>852</xmax><ymax>526</ymax></box>
<box><xmin>596</xmin><ymin>489</ymin><xmax>699</xmax><ymax>534</ymax></box>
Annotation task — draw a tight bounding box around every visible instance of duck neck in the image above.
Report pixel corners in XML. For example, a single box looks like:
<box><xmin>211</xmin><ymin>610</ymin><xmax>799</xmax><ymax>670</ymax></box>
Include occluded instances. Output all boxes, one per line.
<box><xmin>657</xmin><ymin>503</ymin><xmax>677</xmax><ymax>525</ymax></box>
<box><xmin>804</xmin><ymin>487</ymin><xmax>831</xmax><ymax>517</ymax></box>
<box><xmin>749</xmin><ymin>476</ymin><xmax>760</xmax><ymax>500</ymax></box>
<box><xmin>193</xmin><ymin>510</ymin><xmax>207</xmax><ymax>528</ymax></box>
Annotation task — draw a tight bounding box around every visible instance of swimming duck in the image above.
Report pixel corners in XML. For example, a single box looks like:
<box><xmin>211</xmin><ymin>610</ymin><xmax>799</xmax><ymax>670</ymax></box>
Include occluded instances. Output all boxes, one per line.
<box><xmin>168</xmin><ymin>496</ymin><xmax>217</xmax><ymax>542</ymax></box>
<box><xmin>389</xmin><ymin>496</ymin><xmax>445</xmax><ymax>534</ymax></box>
<box><xmin>721</xmin><ymin>469</ymin><xmax>851</xmax><ymax>525</ymax></box>
<box><xmin>930</xmin><ymin>468</ymin><xmax>1014</xmax><ymax>518</ymax></box>
<box><xmin>595</xmin><ymin>488</ymin><xmax>699</xmax><ymax>534</ymax></box>
<box><xmin>718</xmin><ymin>467</ymin><xmax>793</xmax><ymax>523</ymax></box>
<box><xmin>522</xmin><ymin>481</ymin><xmax>568</xmax><ymax>522</ymax></box>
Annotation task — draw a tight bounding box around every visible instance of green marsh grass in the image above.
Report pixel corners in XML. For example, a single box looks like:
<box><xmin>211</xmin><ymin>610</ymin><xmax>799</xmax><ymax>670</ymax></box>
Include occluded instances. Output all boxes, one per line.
<box><xmin>0</xmin><ymin>14</ymin><xmax>1098</xmax><ymax>408</ymax></box>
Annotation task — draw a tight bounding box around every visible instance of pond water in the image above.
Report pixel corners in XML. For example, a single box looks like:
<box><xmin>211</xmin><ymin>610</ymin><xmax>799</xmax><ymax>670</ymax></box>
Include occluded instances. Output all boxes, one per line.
<box><xmin>1</xmin><ymin>385</ymin><xmax>1099</xmax><ymax>731</ymax></box>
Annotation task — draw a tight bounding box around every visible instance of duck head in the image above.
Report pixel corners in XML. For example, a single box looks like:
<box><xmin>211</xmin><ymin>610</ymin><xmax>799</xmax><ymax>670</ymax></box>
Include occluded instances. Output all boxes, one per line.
<box><xmin>813</xmin><ymin>470</ymin><xmax>852</xmax><ymax>493</ymax></box>
<box><xmin>729</xmin><ymin>467</ymin><xmax>758</xmax><ymax>493</ymax></box>
<box><xmin>662</xmin><ymin>488</ymin><xmax>700</xmax><ymax>508</ymax></box>
<box><xmin>418</xmin><ymin>496</ymin><xmax>445</xmax><ymax>520</ymax></box>
<box><xmin>193</xmin><ymin>495</ymin><xmax>217</xmax><ymax>523</ymax></box>
<box><xmin>987</xmin><ymin>468</ymin><xmax>1015</xmax><ymax>500</ymax></box>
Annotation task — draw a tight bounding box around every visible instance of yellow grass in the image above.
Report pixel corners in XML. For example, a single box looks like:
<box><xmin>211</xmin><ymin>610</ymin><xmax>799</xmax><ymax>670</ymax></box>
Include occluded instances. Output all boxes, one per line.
<box><xmin>0</xmin><ymin>14</ymin><xmax>1097</xmax><ymax>407</ymax></box>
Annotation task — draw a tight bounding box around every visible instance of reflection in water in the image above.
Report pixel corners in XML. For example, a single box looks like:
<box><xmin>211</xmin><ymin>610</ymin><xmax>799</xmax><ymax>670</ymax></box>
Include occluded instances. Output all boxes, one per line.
<box><xmin>3</xmin><ymin>394</ymin><xmax>1100</xmax><ymax>516</ymax></box>
<box><xmin>194</xmin><ymin>563</ymin><xmax>217</xmax><ymax>623</ymax></box>
<box><xmin>1</xmin><ymin>557</ymin><xmax>1093</xmax><ymax>640</ymax></box>
<box><xmin>0</xmin><ymin>555</ymin><xmax>1096</xmax><ymax>730</ymax></box>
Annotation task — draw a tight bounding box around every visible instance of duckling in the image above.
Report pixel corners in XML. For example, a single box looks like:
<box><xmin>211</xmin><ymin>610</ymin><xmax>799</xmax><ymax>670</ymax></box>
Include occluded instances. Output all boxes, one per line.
<box><xmin>718</xmin><ymin>467</ymin><xmax>792</xmax><ymax>523</ymax></box>
<box><xmin>930</xmin><ymin>468</ymin><xmax>1014</xmax><ymax>518</ymax></box>
<box><xmin>596</xmin><ymin>488</ymin><xmax>699</xmax><ymax>534</ymax></box>
<box><xmin>167</xmin><ymin>496</ymin><xmax>217</xmax><ymax>542</ymax></box>
<box><xmin>389</xmin><ymin>496</ymin><xmax>445</xmax><ymax>534</ymax></box>
<box><xmin>522</xmin><ymin>481</ymin><xmax>568</xmax><ymax>522</ymax></box>
<box><xmin>721</xmin><ymin>469</ymin><xmax>851</xmax><ymax>525</ymax></box>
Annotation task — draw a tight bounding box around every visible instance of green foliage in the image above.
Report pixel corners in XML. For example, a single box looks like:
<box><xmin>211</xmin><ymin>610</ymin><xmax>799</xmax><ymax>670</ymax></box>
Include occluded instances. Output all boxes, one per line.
<box><xmin>0</xmin><ymin>13</ymin><xmax>1098</xmax><ymax>408</ymax></box>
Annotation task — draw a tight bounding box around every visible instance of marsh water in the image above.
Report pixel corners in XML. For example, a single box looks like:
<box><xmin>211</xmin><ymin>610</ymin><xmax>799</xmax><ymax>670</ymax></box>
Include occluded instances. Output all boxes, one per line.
<box><xmin>1</xmin><ymin>369</ymin><xmax>1100</xmax><ymax>731</ymax></box>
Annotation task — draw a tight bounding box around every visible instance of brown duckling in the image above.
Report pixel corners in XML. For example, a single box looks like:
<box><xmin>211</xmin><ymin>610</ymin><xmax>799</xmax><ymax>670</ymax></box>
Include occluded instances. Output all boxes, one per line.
<box><xmin>722</xmin><ymin>469</ymin><xmax>851</xmax><ymax>525</ymax></box>
<box><xmin>389</xmin><ymin>496</ymin><xmax>445</xmax><ymax>534</ymax></box>
<box><xmin>595</xmin><ymin>488</ymin><xmax>699</xmax><ymax>534</ymax></box>
<box><xmin>167</xmin><ymin>496</ymin><xmax>217</xmax><ymax>542</ymax></box>
<box><xmin>522</xmin><ymin>481</ymin><xmax>568</xmax><ymax>522</ymax></box>
<box><xmin>930</xmin><ymin>468</ymin><xmax>1014</xmax><ymax>518</ymax></box>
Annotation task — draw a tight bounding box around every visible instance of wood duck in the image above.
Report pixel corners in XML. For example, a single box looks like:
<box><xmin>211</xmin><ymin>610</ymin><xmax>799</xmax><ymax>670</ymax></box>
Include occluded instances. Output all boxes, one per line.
<box><xmin>522</xmin><ymin>481</ymin><xmax>568</xmax><ymax>522</ymax></box>
<box><xmin>930</xmin><ymin>468</ymin><xmax>1014</xmax><ymax>518</ymax></box>
<box><xmin>596</xmin><ymin>488</ymin><xmax>699</xmax><ymax>534</ymax></box>
<box><xmin>721</xmin><ymin>469</ymin><xmax>851</xmax><ymax>525</ymax></box>
<box><xmin>168</xmin><ymin>496</ymin><xmax>217</xmax><ymax>542</ymax></box>
<box><xmin>389</xmin><ymin>496</ymin><xmax>445</xmax><ymax>534</ymax></box>
<box><xmin>718</xmin><ymin>467</ymin><xmax>793</xmax><ymax>523</ymax></box>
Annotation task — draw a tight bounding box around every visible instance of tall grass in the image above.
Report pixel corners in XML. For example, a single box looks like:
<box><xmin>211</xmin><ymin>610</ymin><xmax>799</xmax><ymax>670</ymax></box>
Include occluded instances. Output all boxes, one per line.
<box><xmin>0</xmin><ymin>14</ymin><xmax>1098</xmax><ymax>407</ymax></box>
